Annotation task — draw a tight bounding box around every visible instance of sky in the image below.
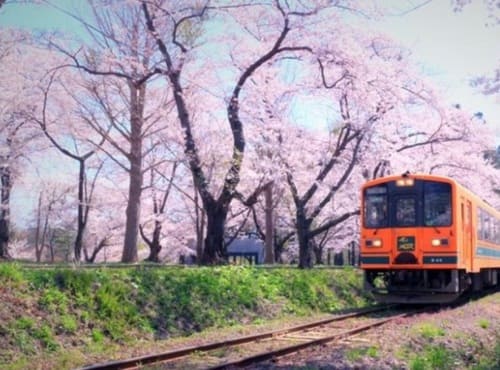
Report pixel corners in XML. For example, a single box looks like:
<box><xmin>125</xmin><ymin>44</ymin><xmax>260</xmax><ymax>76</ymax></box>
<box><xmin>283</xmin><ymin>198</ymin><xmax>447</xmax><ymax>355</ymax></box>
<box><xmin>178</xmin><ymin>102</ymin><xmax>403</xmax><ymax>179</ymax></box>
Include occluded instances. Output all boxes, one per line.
<box><xmin>369</xmin><ymin>0</ymin><xmax>499</xmax><ymax>142</ymax></box>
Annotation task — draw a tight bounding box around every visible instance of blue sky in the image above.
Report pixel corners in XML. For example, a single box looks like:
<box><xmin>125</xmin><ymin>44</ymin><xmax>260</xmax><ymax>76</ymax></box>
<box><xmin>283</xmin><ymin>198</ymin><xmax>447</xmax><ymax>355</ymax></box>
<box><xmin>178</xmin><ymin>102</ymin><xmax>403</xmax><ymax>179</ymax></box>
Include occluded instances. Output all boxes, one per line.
<box><xmin>0</xmin><ymin>0</ymin><xmax>90</xmax><ymax>35</ymax></box>
<box><xmin>369</xmin><ymin>1</ymin><xmax>499</xmax><ymax>142</ymax></box>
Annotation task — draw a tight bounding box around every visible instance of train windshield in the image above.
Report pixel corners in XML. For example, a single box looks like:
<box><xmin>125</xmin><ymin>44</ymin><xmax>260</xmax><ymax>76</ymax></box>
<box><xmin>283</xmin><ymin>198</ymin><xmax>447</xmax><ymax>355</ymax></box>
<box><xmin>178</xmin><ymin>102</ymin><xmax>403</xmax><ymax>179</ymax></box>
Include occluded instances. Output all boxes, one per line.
<box><xmin>395</xmin><ymin>196</ymin><xmax>417</xmax><ymax>227</ymax></box>
<box><xmin>364</xmin><ymin>185</ymin><xmax>388</xmax><ymax>227</ymax></box>
<box><xmin>424</xmin><ymin>182</ymin><xmax>451</xmax><ymax>226</ymax></box>
<box><xmin>364</xmin><ymin>180</ymin><xmax>452</xmax><ymax>228</ymax></box>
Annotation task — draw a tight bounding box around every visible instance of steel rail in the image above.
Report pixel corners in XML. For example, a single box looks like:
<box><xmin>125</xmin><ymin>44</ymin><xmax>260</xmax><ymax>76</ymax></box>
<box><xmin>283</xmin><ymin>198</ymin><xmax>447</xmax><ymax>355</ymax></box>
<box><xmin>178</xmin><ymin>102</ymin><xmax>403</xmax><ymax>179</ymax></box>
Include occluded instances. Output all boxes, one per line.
<box><xmin>78</xmin><ymin>305</ymin><xmax>394</xmax><ymax>370</ymax></box>
<box><xmin>208</xmin><ymin>311</ymin><xmax>415</xmax><ymax>369</ymax></box>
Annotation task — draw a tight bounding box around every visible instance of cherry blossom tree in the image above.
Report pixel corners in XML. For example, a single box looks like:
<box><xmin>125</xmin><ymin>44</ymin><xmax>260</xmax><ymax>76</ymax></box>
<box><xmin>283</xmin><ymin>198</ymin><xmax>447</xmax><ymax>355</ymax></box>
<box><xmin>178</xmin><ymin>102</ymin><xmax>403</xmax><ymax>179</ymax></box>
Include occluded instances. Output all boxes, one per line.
<box><xmin>0</xmin><ymin>30</ymin><xmax>46</xmax><ymax>259</ymax></box>
<box><xmin>29</xmin><ymin>69</ymin><xmax>108</xmax><ymax>262</ymax></box>
<box><xmin>82</xmin><ymin>176</ymin><xmax>127</xmax><ymax>263</ymax></box>
<box><xmin>31</xmin><ymin>179</ymin><xmax>74</xmax><ymax>262</ymax></box>
<box><xmin>139</xmin><ymin>159</ymin><xmax>178</xmax><ymax>262</ymax></box>
<box><xmin>2</xmin><ymin>0</ymin><xmax>496</xmax><ymax>267</ymax></box>
<box><xmin>141</xmin><ymin>0</ymin><xmax>327</xmax><ymax>264</ymax></box>
<box><xmin>51</xmin><ymin>1</ymin><xmax>173</xmax><ymax>262</ymax></box>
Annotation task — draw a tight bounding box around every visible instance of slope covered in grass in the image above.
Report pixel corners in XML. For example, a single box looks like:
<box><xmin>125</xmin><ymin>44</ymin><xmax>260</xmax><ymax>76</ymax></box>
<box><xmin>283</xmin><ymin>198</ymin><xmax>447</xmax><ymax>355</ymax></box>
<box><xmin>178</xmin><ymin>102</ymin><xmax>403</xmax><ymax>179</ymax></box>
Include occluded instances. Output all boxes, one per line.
<box><xmin>0</xmin><ymin>263</ymin><xmax>371</xmax><ymax>369</ymax></box>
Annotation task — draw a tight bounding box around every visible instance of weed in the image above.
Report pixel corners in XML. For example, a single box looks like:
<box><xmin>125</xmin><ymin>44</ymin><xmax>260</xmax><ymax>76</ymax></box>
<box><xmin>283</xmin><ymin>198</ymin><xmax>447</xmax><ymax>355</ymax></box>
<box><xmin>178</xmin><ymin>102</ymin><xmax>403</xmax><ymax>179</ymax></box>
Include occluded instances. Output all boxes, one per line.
<box><xmin>33</xmin><ymin>324</ymin><xmax>58</xmax><ymax>351</ymax></box>
<box><xmin>7</xmin><ymin>318</ymin><xmax>37</xmax><ymax>355</ymax></box>
<box><xmin>59</xmin><ymin>314</ymin><xmax>78</xmax><ymax>334</ymax></box>
<box><xmin>91</xmin><ymin>329</ymin><xmax>104</xmax><ymax>343</ymax></box>
<box><xmin>39</xmin><ymin>287</ymin><xmax>69</xmax><ymax>314</ymax></box>
<box><xmin>477</xmin><ymin>318</ymin><xmax>489</xmax><ymax>329</ymax></box>
<box><xmin>413</xmin><ymin>322</ymin><xmax>445</xmax><ymax>340</ymax></box>
<box><xmin>409</xmin><ymin>355</ymin><xmax>426</xmax><ymax>370</ymax></box>
<box><xmin>410</xmin><ymin>344</ymin><xmax>453</xmax><ymax>370</ymax></box>
<box><xmin>12</xmin><ymin>331</ymin><xmax>36</xmax><ymax>355</ymax></box>
<box><xmin>0</xmin><ymin>263</ymin><xmax>24</xmax><ymax>284</ymax></box>
<box><xmin>346</xmin><ymin>346</ymin><xmax>379</xmax><ymax>362</ymax></box>
<box><xmin>471</xmin><ymin>338</ymin><xmax>500</xmax><ymax>370</ymax></box>
<box><xmin>13</xmin><ymin>317</ymin><xmax>35</xmax><ymax>330</ymax></box>
<box><xmin>53</xmin><ymin>269</ymin><xmax>94</xmax><ymax>294</ymax></box>
<box><xmin>426</xmin><ymin>345</ymin><xmax>452</xmax><ymax>369</ymax></box>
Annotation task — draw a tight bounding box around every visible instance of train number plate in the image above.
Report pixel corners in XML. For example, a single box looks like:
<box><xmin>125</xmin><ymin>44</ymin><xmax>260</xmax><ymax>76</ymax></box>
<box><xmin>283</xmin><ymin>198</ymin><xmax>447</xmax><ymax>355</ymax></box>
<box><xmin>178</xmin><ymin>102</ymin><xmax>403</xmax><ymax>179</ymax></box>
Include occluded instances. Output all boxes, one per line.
<box><xmin>397</xmin><ymin>236</ymin><xmax>415</xmax><ymax>251</ymax></box>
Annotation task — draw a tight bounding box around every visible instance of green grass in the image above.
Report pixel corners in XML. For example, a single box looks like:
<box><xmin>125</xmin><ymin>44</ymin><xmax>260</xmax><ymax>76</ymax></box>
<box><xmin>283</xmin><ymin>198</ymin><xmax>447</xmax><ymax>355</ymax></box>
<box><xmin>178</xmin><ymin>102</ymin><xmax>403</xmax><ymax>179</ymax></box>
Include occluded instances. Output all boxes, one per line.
<box><xmin>409</xmin><ymin>345</ymin><xmax>453</xmax><ymax>370</ymax></box>
<box><xmin>0</xmin><ymin>263</ymin><xmax>371</xmax><ymax>369</ymax></box>
<box><xmin>477</xmin><ymin>318</ymin><xmax>489</xmax><ymax>329</ymax></box>
<box><xmin>346</xmin><ymin>346</ymin><xmax>379</xmax><ymax>362</ymax></box>
<box><xmin>412</xmin><ymin>322</ymin><xmax>445</xmax><ymax>340</ymax></box>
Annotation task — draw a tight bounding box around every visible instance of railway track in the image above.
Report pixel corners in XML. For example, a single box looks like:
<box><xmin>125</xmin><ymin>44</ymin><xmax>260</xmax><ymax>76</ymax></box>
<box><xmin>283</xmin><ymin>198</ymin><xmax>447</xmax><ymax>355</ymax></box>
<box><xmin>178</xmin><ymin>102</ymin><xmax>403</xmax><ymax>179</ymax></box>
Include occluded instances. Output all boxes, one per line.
<box><xmin>80</xmin><ymin>305</ymin><xmax>421</xmax><ymax>370</ymax></box>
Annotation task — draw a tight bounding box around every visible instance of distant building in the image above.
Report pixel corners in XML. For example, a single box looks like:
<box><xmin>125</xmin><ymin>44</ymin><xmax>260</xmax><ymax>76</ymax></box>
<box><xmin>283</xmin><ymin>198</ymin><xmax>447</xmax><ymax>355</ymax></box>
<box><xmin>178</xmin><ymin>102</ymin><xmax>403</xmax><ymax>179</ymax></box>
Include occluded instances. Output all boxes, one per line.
<box><xmin>227</xmin><ymin>238</ymin><xmax>265</xmax><ymax>265</ymax></box>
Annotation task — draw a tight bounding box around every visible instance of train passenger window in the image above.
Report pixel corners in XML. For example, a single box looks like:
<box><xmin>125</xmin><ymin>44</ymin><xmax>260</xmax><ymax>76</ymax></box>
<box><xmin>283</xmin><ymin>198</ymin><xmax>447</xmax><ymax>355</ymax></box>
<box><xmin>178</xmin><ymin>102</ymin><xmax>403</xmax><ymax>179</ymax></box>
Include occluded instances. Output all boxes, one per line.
<box><xmin>477</xmin><ymin>208</ymin><xmax>484</xmax><ymax>240</ymax></box>
<box><xmin>484</xmin><ymin>213</ymin><xmax>490</xmax><ymax>240</ymax></box>
<box><xmin>364</xmin><ymin>186</ymin><xmax>387</xmax><ymax>228</ymax></box>
<box><xmin>395</xmin><ymin>197</ymin><xmax>416</xmax><ymax>227</ymax></box>
<box><xmin>424</xmin><ymin>182</ymin><xmax>451</xmax><ymax>227</ymax></box>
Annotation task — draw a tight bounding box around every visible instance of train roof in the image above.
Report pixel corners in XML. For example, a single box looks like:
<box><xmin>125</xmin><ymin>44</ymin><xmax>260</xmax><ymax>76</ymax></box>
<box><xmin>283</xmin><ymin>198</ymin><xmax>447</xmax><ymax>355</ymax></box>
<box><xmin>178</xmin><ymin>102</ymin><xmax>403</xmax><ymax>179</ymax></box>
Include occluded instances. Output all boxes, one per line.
<box><xmin>361</xmin><ymin>173</ymin><xmax>456</xmax><ymax>188</ymax></box>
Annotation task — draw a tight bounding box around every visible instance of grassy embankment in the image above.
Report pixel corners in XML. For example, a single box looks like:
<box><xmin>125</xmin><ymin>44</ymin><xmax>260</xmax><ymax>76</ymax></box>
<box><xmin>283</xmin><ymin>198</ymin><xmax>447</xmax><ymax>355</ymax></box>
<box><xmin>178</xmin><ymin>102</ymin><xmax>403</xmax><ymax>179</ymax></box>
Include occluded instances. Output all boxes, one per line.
<box><xmin>0</xmin><ymin>263</ymin><xmax>370</xmax><ymax>369</ymax></box>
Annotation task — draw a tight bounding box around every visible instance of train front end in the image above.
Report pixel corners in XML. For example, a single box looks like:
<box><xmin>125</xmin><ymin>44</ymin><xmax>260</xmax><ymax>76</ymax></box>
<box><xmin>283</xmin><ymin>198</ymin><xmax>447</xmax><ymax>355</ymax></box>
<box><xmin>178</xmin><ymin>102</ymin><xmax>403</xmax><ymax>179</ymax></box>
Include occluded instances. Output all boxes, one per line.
<box><xmin>360</xmin><ymin>173</ymin><xmax>465</xmax><ymax>303</ymax></box>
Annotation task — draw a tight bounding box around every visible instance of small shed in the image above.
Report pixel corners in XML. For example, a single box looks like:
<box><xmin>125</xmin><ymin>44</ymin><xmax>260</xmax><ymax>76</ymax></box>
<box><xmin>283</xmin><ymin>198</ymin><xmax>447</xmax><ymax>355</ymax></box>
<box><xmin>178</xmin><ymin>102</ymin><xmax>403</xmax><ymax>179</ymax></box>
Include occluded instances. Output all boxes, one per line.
<box><xmin>227</xmin><ymin>238</ymin><xmax>265</xmax><ymax>265</ymax></box>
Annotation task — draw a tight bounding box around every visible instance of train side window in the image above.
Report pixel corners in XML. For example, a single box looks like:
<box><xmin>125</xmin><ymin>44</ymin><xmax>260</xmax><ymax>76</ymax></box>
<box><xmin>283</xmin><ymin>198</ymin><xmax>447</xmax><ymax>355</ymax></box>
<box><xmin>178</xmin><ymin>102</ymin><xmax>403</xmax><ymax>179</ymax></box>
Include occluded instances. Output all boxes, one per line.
<box><xmin>424</xmin><ymin>182</ymin><xmax>451</xmax><ymax>227</ymax></box>
<box><xmin>493</xmin><ymin>219</ymin><xmax>498</xmax><ymax>244</ymax></box>
<box><xmin>484</xmin><ymin>212</ymin><xmax>490</xmax><ymax>241</ymax></box>
<box><xmin>478</xmin><ymin>208</ymin><xmax>484</xmax><ymax>240</ymax></box>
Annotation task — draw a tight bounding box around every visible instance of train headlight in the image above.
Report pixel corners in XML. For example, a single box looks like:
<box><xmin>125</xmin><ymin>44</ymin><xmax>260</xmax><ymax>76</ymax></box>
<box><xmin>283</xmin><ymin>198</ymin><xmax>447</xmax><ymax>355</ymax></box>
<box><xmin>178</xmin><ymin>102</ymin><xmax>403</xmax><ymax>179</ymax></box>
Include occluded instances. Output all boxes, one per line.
<box><xmin>366</xmin><ymin>239</ymin><xmax>382</xmax><ymax>247</ymax></box>
<box><xmin>432</xmin><ymin>238</ymin><xmax>449</xmax><ymax>247</ymax></box>
<box><xmin>396</xmin><ymin>178</ymin><xmax>414</xmax><ymax>187</ymax></box>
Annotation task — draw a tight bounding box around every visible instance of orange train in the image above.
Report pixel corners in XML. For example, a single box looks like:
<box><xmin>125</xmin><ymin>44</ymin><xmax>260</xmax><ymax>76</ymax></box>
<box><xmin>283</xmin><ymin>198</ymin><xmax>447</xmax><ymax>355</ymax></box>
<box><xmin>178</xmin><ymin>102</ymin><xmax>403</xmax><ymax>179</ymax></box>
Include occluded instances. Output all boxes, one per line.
<box><xmin>360</xmin><ymin>173</ymin><xmax>500</xmax><ymax>303</ymax></box>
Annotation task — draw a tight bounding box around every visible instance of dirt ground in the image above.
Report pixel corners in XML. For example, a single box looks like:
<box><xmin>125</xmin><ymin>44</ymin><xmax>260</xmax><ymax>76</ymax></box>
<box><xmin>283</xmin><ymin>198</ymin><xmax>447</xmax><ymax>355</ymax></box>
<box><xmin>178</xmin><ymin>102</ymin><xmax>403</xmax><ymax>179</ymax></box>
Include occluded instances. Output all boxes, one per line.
<box><xmin>253</xmin><ymin>292</ymin><xmax>500</xmax><ymax>370</ymax></box>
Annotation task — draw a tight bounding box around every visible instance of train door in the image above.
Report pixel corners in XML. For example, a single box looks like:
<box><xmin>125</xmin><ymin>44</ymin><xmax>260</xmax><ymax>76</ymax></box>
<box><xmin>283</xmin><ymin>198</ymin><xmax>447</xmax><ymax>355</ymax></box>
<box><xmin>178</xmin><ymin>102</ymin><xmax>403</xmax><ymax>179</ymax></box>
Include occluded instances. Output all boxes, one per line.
<box><xmin>392</xmin><ymin>195</ymin><xmax>419</xmax><ymax>265</ymax></box>
<box><xmin>462</xmin><ymin>200</ymin><xmax>473</xmax><ymax>272</ymax></box>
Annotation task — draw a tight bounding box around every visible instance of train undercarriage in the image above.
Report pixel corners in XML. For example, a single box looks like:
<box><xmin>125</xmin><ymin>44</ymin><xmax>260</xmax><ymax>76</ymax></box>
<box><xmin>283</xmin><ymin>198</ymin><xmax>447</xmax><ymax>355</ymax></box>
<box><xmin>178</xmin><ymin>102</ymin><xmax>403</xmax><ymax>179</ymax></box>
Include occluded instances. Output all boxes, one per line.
<box><xmin>364</xmin><ymin>268</ymin><xmax>499</xmax><ymax>304</ymax></box>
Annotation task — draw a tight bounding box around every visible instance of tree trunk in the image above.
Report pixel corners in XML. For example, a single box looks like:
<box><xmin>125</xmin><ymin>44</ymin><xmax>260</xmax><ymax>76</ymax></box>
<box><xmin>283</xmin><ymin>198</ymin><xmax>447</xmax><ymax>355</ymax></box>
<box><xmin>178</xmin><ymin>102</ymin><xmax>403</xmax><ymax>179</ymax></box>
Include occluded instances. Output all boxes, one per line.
<box><xmin>296</xmin><ymin>206</ymin><xmax>313</xmax><ymax>269</ymax></box>
<box><xmin>194</xmin><ymin>188</ymin><xmax>205</xmax><ymax>264</ymax></box>
<box><xmin>264</xmin><ymin>182</ymin><xmax>274</xmax><ymax>264</ymax></box>
<box><xmin>122</xmin><ymin>161</ymin><xmax>142</xmax><ymax>262</ymax></box>
<box><xmin>84</xmin><ymin>236</ymin><xmax>109</xmax><ymax>263</ymax></box>
<box><xmin>121</xmin><ymin>84</ymin><xmax>144</xmax><ymax>263</ymax></box>
<box><xmin>49</xmin><ymin>229</ymin><xmax>55</xmax><ymax>263</ymax></box>
<box><xmin>0</xmin><ymin>219</ymin><xmax>8</xmax><ymax>260</ymax></box>
<box><xmin>313</xmin><ymin>242</ymin><xmax>323</xmax><ymax>265</ymax></box>
<box><xmin>0</xmin><ymin>163</ymin><xmax>11</xmax><ymax>259</ymax></box>
<box><xmin>35</xmin><ymin>193</ymin><xmax>43</xmax><ymax>262</ymax></box>
<box><xmin>202</xmin><ymin>205</ymin><xmax>228</xmax><ymax>264</ymax></box>
<box><xmin>145</xmin><ymin>220</ymin><xmax>162</xmax><ymax>262</ymax></box>
<box><xmin>74</xmin><ymin>159</ymin><xmax>85</xmax><ymax>262</ymax></box>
